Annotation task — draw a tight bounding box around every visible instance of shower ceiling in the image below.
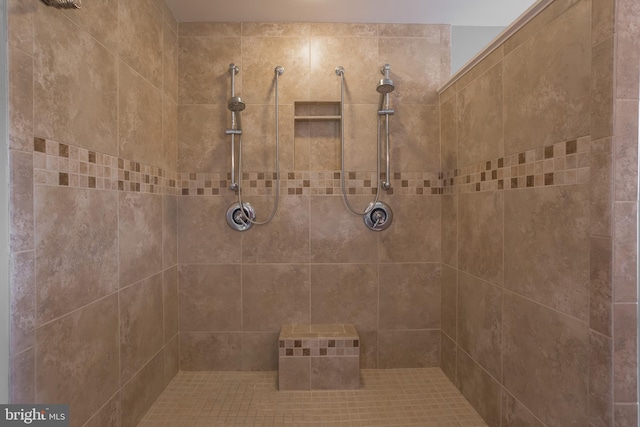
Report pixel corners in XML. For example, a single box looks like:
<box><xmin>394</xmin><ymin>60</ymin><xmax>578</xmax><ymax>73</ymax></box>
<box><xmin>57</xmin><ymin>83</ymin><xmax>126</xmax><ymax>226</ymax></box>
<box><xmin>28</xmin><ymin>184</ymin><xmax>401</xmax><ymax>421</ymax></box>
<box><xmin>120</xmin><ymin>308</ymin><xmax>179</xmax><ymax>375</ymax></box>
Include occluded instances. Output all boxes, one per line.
<box><xmin>165</xmin><ymin>0</ymin><xmax>538</xmax><ymax>26</ymax></box>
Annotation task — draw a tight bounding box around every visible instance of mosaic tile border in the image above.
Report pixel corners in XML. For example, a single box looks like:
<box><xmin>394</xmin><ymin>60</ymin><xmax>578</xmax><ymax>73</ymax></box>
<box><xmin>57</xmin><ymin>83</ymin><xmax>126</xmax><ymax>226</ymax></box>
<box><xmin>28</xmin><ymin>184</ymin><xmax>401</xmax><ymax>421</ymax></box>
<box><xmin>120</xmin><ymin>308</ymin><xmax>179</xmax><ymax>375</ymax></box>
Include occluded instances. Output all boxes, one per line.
<box><xmin>32</xmin><ymin>136</ymin><xmax>591</xmax><ymax>196</ymax></box>
<box><xmin>278</xmin><ymin>338</ymin><xmax>360</xmax><ymax>357</ymax></box>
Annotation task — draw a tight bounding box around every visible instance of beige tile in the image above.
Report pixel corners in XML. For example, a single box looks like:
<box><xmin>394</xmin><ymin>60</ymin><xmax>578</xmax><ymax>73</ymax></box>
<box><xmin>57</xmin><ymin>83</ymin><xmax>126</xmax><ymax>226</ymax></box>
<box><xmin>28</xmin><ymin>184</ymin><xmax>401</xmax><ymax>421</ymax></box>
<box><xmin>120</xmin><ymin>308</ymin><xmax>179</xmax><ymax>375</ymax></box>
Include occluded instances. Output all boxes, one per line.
<box><xmin>441</xmin><ymin>264</ymin><xmax>457</xmax><ymax>340</ymax></box>
<box><xmin>241</xmin><ymin>196</ymin><xmax>310</xmax><ymax>263</ymax></box>
<box><xmin>119</xmin><ymin>273</ymin><xmax>163</xmax><ymax>384</ymax></box>
<box><xmin>358</xmin><ymin>330</ymin><xmax>378</xmax><ymax>369</ymax></box>
<box><xmin>377</xmin><ymin>330</ymin><xmax>440</xmax><ymax>368</ymax></box>
<box><xmin>118</xmin><ymin>192</ymin><xmax>163</xmax><ymax>288</ymax></box>
<box><xmin>178</xmin><ymin>264</ymin><xmax>241</xmax><ymax>331</ymax></box>
<box><xmin>118</xmin><ymin>0</ymin><xmax>162</xmax><ymax>88</ymax></box>
<box><xmin>242</xmin><ymin>332</ymin><xmax>279</xmax><ymax>371</ymax></box>
<box><xmin>241</xmin><ymin>36</ymin><xmax>310</xmax><ymax>105</ymax></box>
<box><xmin>379</xmin><ymin>195</ymin><xmax>441</xmax><ymax>263</ymax></box>
<box><xmin>503</xmin><ymin>292</ymin><xmax>589</xmax><ymax>427</ymax></box>
<box><xmin>242</xmin><ymin>22</ymin><xmax>310</xmax><ymax>37</ymax></box>
<box><xmin>379</xmin><ymin>263</ymin><xmax>440</xmax><ymax>330</ymax></box>
<box><xmin>591</xmin><ymin>37</ymin><xmax>615</xmax><ymax>140</ymax></box>
<box><xmin>456</xmin><ymin>46</ymin><xmax>504</xmax><ymax>90</ymax></box>
<box><xmin>34</xmin><ymin>5</ymin><xmax>117</xmax><ymax>154</ymax></box>
<box><xmin>310</xmin><ymin>196</ymin><xmax>378</xmax><ymax>263</ymax></box>
<box><xmin>163</xmin><ymin>266</ymin><xmax>178</xmax><ymax>343</ymax></box>
<box><xmin>613</xmin><ymin>100</ymin><xmax>639</xmax><ymax>202</ymax></box>
<box><xmin>592</xmin><ymin>0</ymin><xmax>615</xmax><ymax>45</ymax></box>
<box><xmin>310</xmin><ymin>264</ymin><xmax>378</xmax><ymax>331</ymax></box>
<box><xmin>10</xmin><ymin>348</ymin><xmax>34</xmax><ymax>404</ymax></box>
<box><xmin>310</xmin><ymin>23</ymin><xmax>377</xmax><ymax>37</ymax></box>
<box><xmin>242</xmin><ymin>264</ymin><xmax>310</xmax><ymax>331</ymax></box>
<box><xmin>441</xmin><ymin>194</ymin><xmax>457</xmax><ymax>268</ymax></box>
<box><xmin>120</xmin><ymin>352</ymin><xmax>165</xmax><ymax>427</ymax></box>
<box><xmin>179</xmin><ymin>332</ymin><xmax>243</xmax><ymax>371</ymax></box>
<box><xmin>162</xmin><ymin>195</ymin><xmax>177</xmax><ymax>269</ymax></box>
<box><xmin>503</xmin><ymin>0</ymin><xmax>590</xmax><ymax>152</ymax></box>
<box><xmin>615</xmin><ymin>0</ymin><xmax>640</xmax><ymax>99</ymax></box>
<box><xmin>10</xmin><ymin>251</ymin><xmax>35</xmax><ymax>356</ymax></box>
<box><xmin>613</xmin><ymin>202</ymin><xmax>638</xmax><ymax>302</ymax></box>
<box><xmin>343</xmin><ymin>104</ymin><xmax>378</xmax><ymax>172</ymax></box>
<box><xmin>179</xmin><ymin>22</ymin><xmax>241</xmax><ymax>37</ymax></box>
<box><xmin>177</xmin><ymin>195</ymin><xmax>240</xmax><ymax>264</ymax></box>
<box><xmin>458</xmin><ymin>191</ymin><xmax>503</xmax><ymax>286</ymax></box>
<box><xmin>614</xmin><ymin>404</ymin><xmax>639</xmax><ymax>427</ymax></box>
<box><xmin>457</xmin><ymin>272</ymin><xmax>502</xmax><ymax>378</ymax></box>
<box><xmin>308</xmin><ymin>120</ymin><xmax>341</xmax><ymax>170</ymax></box>
<box><xmin>178</xmin><ymin>35</ymin><xmax>241</xmax><ymax>104</ymax></box>
<box><xmin>440</xmin><ymin>332</ymin><xmax>456</xmax><ymax>384</ymax></box>
<box><xmin>589</xmin><ymin>331</ymin><xmax>613</xmax><ymax>427</ymax></box>
<box><xmin>177</xmin><ymin>105</ymin><xmax>229</xmax><ymax>173</ymax></box>
<box><xmin>278</xmin><ymin>357</ymin><xmax>310</xmax><ymax>390</ymax></box>
<box><xmin>310</xmin><ymin>357</ymin><xmax>360</xmax><ymax>390</ymax></box>
<box><xmin>504</xmin><ymin>185</ymin><xmax>589</xmax><ymax>320</ymax></box>
<box><xmin>501</xmin><ymin>391</ymin><xmax>544</xmax><ymax>427</ymax></box>
<box><xmin>388</xmin><ymin>104</ymin><xmax>440</xmax><ymax>173</ymax></box>
<box><xmin>163</xmin><ymin>2</ymin><xmax>177</xmax><ymax>34</ymax></box>
<box><xmin>8</xmin><ymin>0</ymin><xmax>34</xmax><ymax>54</ymax></box>
<box><xmin>379</xmin><ymin>23</ymin><xmax>445</xmax><ymax>39</ymax></box>
<box><xmin>8</xmin><ymin>48</ymin><xmax>33</xmax><ymax>152</ymax></box>
<box><xmin>163</xmin><ymin>335</ymin><xmax>179</xmax><ymax>386</ymax></box>
<box><xmin>613</xmin><ymin>303</ymin><xmax>638</xmax><ymax>403</ymax></box>
<box><xmin>309</xmin><ymin>36</ymin><xmax>378</xmax><ymax>103</ymax></box>
<box><xmin>163</xmin><ymin>21</ymin><xmax>178</xmax><ymax>102</ymax></box>
<box><xmin>457</xmin><ymin>63</ymin><xmax>503</xmax><ymax>167</ymax></box>
<box><xmin>35</xmin><ymin>187</ymin><xmax>118</xmax><ymax>323</ymax></box>
<box><xmin>36</xmin><ymin>295</ymin><xmax>119</xmax><ymax>427</ymax></box>
<box><xmin>118</xmin><ymin>62</ymin><xmax>163</xmax><ymax>167</ymax></box>
<box><xmin>162</xmin><ymin>96</ymin><xmax>178</xmax><ymax>172</ymax></box>
<box><xmin>440</xmin><ymin>96</ymin><xmax>457</xmax><ymax>172</ymax></box>
<box><xmin>63</xmin><ymin>0</ymin><xmax>118</xmax><ymax>51</ymax></box>
<box><xmin>591</xmin><ymin>236</ymin><xmax>613</xmax><ymax>336</ymax></box>
<box><xmin>590</xmin><ymin>138</ymin><xmax>613</xmax><ymax>236</ymax></box>
<box><xmin>83</xmin><ymin>393</ymin><xmax>120</xmax><ymax>427</ymax></box>
<box><xmin>456</xmin><ymin>350</ymin><xmax>501</xmax><ymax>427</ymax></box>
<box><xmin>9</xmin><ymin>150</ymin><xmax>33</xmax><ymax>253</ymax></box>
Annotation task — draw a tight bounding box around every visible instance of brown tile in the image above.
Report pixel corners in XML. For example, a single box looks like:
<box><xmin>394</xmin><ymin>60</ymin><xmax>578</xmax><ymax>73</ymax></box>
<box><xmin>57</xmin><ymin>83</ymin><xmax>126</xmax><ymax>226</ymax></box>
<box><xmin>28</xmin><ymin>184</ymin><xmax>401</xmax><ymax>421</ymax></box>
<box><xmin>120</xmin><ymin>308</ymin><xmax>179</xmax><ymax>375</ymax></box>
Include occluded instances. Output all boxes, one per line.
<box><xmin>613</xmin><ymin>202</ymin><xmax>638</xmax><ymax>302</ymax></box>
<box><xmin>440</xmin><ymin>96</ymin><xmax>457</xmax><ymax>172</ymax></box>
<box><xmin>162</xmin><ymin>96</ymin><xmax>178</xmax><ymax>172</ymax></box>
<box><xmin>163</xmin><ymin>266</ymin><xmax>178</xmax><ymax>343</ymax></box>
<box><xmin>591</xmin><ymin>37</ymin><xmax>615</xmax><ymax>140</ymax></box>
<box><xmin>178</xmin><ymin>264</ymin><xmax>241</xmax><ymax>331</ymax></box>
<box><xmin>36</xmin><ymin>295</ymin><xmax>119</xmax><ymax>427</ymax></box>
<box><xmin>378</xmin><ymin>330</ymin><xmax>440</xmax><ymax>368</ymax></box>
<box><xmin>162</xmin><ymin>195</ymin><xmax>177</xmax><ymax>269</ymax></box>
<box><xmin>9</xmin><ymin>151</ymin><xmax>33</xmax><ymax>252</ymax></box>
<box><xmin>310</xmin><ymin>357</ymin><xmax>359</xmax><ymax>390</ymax></box>
<box><xmin>35</xmin><ymin>187</ymin><xmax>118</xmax><ymax>323</ymax></box>
<box><xmin>83</xmin><ymin>393</ymin><xmax>120</xmax><ymax>427</ymax></box>
<box><xmin>310</xmin><ymin>264</ymin><xmax>378</xmax><ymax>331</ymax></box>
<box><xmin>441</xmin><ymin>195</ymin><xmax>457</xmax><ymax>270</ymax></box>
<box><xmin>589</xmin><ymin>332</ymin><xmax>613</xmax><ymax>427</ymax></box>
<box><xmin>613</xmin><ymin>303</ymin><xmax>638</xmax><ymax>403</ymax></box>
<box><xmin>10</xmin><ymin>348</ymin><xmax>34</xmax><ymax>404</ymax></box>
<box><xmin>278</xmin><ymin>357</ymin><xmax>310</xmax><ymax>390</ymax></box>
<box><xmin>614</xmin><ymin>404</ymin><xmax>639</xmax><ymax>427</ymax></box>
<box><xmin>614</xmin><ymin>100</ymin><xmax>639</xmax><ymax>203</ymax></box>
<box><xmin>120</xmin><ymin>273</ymin><xmax>163</xmax><ymax>384</ymax></box>
<box><xmin>590</xmin><ymin>138</ymin><xmax>613</xmax><ymax>236</ymax></box>
<box><xmin>163</xmin><ymin>335</ymin><xmax>179</xmax><ymax>387</ymax></box>
<box><xmin>242</xmin><ymin>196</ymin><xmax>310</xmax><ymax>263</ymax></box>
<box><xmin>590</xmin><ymin>236</ymin><xmax>612</xmax><ymax>336</ymax></box>
<box><xmin>179</xmin><ymin>332</ymin><xmax>243</xmax><ymax>371</ymax></box>
<box><xmin>457</xmin><ymin>272</ymin><xmax>502</xmax><ymax>378</ymax></box>
<box><xmin>440</xmin><ymin>332</ymin><xmax>456</xmax><ymax>385</ymax></box>
<box><xmin>163</xmin><ymin>21</ymin><xmax>178</xmax><ymax>102</ymax></box>
<box><xmin>441</xmin><ymin>265</ymin><xmax>457</xmax><ymax>340</ymax></box>
<box><xmin>592</xmin><ymin>0</ymin><xmax>615</xmax><ymax>45</ymax></box>
<box><xmin>379</xmin><ymin>263</ymin><xmax>440</xmax><ymax>330</ymax></box>
<box><xmin>8</xmin><ymin>48</ymin><xmax>33</xmax><ymax>152</ymax></box>
<box><xmin>34</xmin><ymin>4</ymin><xmax>117</xmax><ymax>154</ymax></box>
<box><xmin>10</xmin><ymin>250</ymin><xmax>34</xmax><ymax>357</ymax></box>
<box><xmin>243</xmin><ymin>332</ymin><xmax>280</xmax><ymax>371</ymax></box>
<box><xmin>120</xmin><ymin>352</ymin><xmax>165</xmax><ymax>427</ymax></box>
<box><xmin>458</xmin><ymin>191</ymin><xmax>503</xmax><ymax>286</ymax></box>
<box><xmin>456</xmin><ymin>350</ymin><xmax>501</xmax><ymax>427</ymax></box>
<box><xmin>504</xmin><ymin>185</ymin><xmax>589</xmax><ymax>320</ymax></box>
<box><xmin>379</xmin><ymin>195</ymin><xmax>441</xmax><ymax>263</ymax></box>
<box><xmin>118</xmin><ymin>192</ymin><xmax>163</xmax><ymax>288</ymax></box>
<box><xmin>501</xmin><ymin>391</ymin><xmax>544</xmax><ymax>427</ymax></box>
<box><xmin>357</xmin><ymin>330</ymin><xmax>378</xmax><ymax>369</ymax></box>
<box><xmin>615</xmin><ymin>0</ymin><xmax>640</xmax><ymax>99</ymax></box>
<box><xmin>503</xmin><ymin>292</ymin><xmax>589</xmax><ymax>427</ymax></box>
<box><xmin>242</xmin><ymin>264</ymin><xmax>310</xmax><ymax>331</ymax></box>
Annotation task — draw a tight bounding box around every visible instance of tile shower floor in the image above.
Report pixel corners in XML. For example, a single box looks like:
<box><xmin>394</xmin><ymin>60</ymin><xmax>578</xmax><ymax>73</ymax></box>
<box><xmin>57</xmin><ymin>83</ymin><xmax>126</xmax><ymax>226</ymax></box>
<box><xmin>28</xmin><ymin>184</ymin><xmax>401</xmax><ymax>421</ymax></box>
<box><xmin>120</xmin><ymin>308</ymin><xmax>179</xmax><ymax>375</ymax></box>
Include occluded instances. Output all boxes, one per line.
<box><xmin>137</xmin><ymin>368</ymin><xmax>487</xmax><ymax>426</ymax></box>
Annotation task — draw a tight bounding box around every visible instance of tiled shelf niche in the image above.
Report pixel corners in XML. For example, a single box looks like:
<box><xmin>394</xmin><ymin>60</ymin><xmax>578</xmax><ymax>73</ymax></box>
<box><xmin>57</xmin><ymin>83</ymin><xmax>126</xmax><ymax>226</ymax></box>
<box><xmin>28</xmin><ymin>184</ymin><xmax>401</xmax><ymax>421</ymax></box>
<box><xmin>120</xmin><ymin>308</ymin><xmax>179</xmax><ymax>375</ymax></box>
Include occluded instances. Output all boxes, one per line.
<box><xmin>294</xmin><ymin>101</ymin><xmax>341</xmax><ymax>121</ymax></box>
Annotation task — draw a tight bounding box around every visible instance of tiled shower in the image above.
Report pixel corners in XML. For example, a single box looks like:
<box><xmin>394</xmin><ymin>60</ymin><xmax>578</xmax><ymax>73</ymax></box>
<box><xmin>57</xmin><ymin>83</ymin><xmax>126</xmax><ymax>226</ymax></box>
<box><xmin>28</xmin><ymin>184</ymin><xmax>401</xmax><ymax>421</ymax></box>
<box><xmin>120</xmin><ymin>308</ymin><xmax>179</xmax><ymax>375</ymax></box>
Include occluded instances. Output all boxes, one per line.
<box><xmin>5</xmin><ymin>0</ymin><xmax>639</xmax><ymax>426</ymax></box>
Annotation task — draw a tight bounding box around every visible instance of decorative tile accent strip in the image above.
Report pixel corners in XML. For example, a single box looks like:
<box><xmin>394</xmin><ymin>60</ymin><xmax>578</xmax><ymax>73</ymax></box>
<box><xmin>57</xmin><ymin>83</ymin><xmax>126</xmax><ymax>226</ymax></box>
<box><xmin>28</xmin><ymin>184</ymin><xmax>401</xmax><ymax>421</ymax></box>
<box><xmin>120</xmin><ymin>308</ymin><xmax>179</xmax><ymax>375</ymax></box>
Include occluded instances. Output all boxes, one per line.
<box><xmin>32</xmin><ymin>136</ymin><xmax>591</xmax><ymax>196</ymax></box>
<box><xmin>278</xmin><ymin>324</ymin><xmax>360</xmax><ymax>358</ymax></box>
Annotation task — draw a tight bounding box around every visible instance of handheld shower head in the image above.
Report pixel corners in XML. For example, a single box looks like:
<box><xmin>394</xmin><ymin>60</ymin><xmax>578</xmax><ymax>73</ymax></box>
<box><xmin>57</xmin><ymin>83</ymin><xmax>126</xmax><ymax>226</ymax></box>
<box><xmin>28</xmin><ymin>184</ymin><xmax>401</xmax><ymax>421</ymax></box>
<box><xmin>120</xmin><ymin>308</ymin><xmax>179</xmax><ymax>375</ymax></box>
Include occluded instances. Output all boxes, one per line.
<box><xmin>228</xmin><ymin>96</ymin><xmax>246</xmax><ymax>112</ymax></box>
<box><xmin>377</xmin><ymin>64</ymin><xmax>394</xmax><ymax>94</ymax></box>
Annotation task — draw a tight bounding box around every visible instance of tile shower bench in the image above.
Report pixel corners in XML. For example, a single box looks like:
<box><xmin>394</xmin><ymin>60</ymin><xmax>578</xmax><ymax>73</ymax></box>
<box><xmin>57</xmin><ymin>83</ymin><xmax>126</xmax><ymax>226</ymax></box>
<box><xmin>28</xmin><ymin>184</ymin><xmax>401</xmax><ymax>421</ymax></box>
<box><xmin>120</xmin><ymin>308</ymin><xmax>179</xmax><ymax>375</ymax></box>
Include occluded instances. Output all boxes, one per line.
<box><xmin>278</xmin><ymin>324</ymin><xmax>360</xmax><ymax>390</ymax></box>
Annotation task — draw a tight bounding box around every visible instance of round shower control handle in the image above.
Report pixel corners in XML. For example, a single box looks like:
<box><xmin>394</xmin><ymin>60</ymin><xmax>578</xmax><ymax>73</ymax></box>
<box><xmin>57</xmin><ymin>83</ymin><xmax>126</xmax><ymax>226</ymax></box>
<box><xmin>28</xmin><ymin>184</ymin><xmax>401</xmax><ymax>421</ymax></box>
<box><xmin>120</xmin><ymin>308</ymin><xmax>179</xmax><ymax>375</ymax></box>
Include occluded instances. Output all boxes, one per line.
<box><xmin>363</xmin><ymin>201</ymin><xmax>393</xmax><ymax>231</ymax></box>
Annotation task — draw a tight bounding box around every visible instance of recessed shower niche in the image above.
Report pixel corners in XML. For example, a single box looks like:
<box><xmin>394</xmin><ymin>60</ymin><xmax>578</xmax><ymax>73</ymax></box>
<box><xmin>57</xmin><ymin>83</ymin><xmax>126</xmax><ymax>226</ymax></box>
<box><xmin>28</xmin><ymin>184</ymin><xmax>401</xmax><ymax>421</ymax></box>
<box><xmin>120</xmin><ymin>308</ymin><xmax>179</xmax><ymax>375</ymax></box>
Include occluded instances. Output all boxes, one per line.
<box><xmin>293</xmin><ymin>101</ymin><xmax>342</xmax><ymax>171</ymax></box>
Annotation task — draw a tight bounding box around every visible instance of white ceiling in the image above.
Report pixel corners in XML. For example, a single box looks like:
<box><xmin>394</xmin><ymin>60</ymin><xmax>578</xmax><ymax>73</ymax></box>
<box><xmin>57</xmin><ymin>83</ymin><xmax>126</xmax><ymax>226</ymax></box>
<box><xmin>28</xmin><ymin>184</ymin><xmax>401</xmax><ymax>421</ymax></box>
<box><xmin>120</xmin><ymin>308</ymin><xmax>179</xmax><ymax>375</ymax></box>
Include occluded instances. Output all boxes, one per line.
<box><xmin>165</xmin><ymin>0</ymin><xmax>538</xmax><ymax>27</ymax></box>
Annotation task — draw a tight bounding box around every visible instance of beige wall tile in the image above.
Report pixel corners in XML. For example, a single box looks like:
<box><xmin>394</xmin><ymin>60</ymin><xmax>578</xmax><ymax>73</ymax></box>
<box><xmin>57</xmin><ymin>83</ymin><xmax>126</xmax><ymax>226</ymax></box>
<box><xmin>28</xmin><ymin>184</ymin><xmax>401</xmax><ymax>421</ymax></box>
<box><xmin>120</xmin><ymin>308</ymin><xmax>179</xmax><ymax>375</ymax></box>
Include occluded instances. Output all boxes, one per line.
<box><xmin>310</xmin><ymin>357</ymin><xmax>359</xmax><ymax>390</ymax></box>
<box><xmin>458</xmin><ymin>191</ymin><xmax>503</xmax><ymax>286</ymax></box>
<box><xmin>358</xmin><ymin>330</ymin><xmax>378</xmax><ymax>369</ymax></box>
<box><xmin>310</xmin><ymin>264</ymin><xmax>378</xmax><ymax>331</ymax></box>
<box><xmin>120</xmin><ymin>352</ymin><xmax>165</xmax><ymax>427</ymax></box>
<box><xmin>35</xmin><ymin>186</ymin><xmax>118</xmax><ymax>323</ymax></box>
<box><xmin>613</xmin><ymin>303</ymin><xmax>638</xmax><ymax>403</ymax></box>
<box><xmin>177</xmin><ymin>105</ymin><xmax>229</xmax><ymax>173</ymax></box>
<box><xmin>613</xmin><ymin>202</ymin><xmax>638</xmax><ymax>302</ymax></box>
<box><xmin>343</xmin><ymin>104</ymin><xmax>378</xmax><ymax>172</ymax></box>
<box><xmin>457</xmin><ymin>272</ymin><xmax>502</xmax><ymax>379</ymax></box>
<box><xmin>590</xmin><ymin>236</ymin><xmax>613</xmax><ymax>336</ymax></box>
<box><xmin>591</xmin><ymin>0</ymin><xmax>615</xmax><ymax>46</ymax></box>
<box><xmin>590</xmin><ymin>138</ymin><xmax>613</xmax><ymax>236</ymax></box>
<box><xmin>242</xmin><ymin>22</ymin><xmax>310</xmax><ymax>37</ymax></box>
<box><xmin>614</xmin><ymin>404</ymin><xmax>639</xmax><ymax>427</ymax></box>
<box><xmin>441</xmin><ymin>264</ymin><xmax>457</xmax><ymax>340</ymax></box>
<box><xmin>9</xmin><ymin>151</ymin><xmax>33</xmax><ymax>252</ymax></box>
<box><xmin>440</xmin><ymin>332</ymin><xmax>456</xmax><ymax>384</ymax></box>
<box><xmin>179</xmin><ymin>332</ymin><xmax>243</xmax><ymax>371</ymax></box>
<box><xmin>501</xmin><ymin>391</ymin><xmax>544</xmax><ymax>427</ymax></box>
<box><xmin>163</xmin><ymin>335</ymin><xmax>179</xmax><ymax>386</ymax></box>
<box><xmin>10</xmin><ymin>349</ymin><xmax>34</xmax><ymax>404</ymax></box>
<box><xmin>389</xmin><ymin>104</ymin><xmax>440</xmax><ymax>173</ymax></box>
<box><xmin>34</xmin><ymin>5</ymin><xmax>117</xmax><ymax>154</ymax></box>
<box><xmin>63</xmin><ymin>0</ymin><xmax>118</xmax><ymax>51</ymax></box>
<box><xmin>162</xmin><ymin>96</ymin><xmax>178</xmax><ymax>172</ymax></box>
<box><xmin>163</xmin><ymin>2</ymin><xmax>178</xmax><ymax>34</ymax></box>
<box><xmin>242</xmin><ymin>332</ymin><xmax>279</xmax><ymax>371</ymax></box>
<box><xmin>615</xmin><ymin>0</ymin><xmax>640</xmax><ymax>99</ymax></box>
<box><xmin>377</xmin><ymin>330</ymin><xmax>440</xmax><ymax>368</ymax></box>
<box><xmin>83</xmin><ymin>393</ymin><xmax>120</xmax><ymax>427</ymax></box>
<box><xmin>456</xmin><ymin>350</ymin><xmax>501</xmax><ymax>427</ymax></box>
<box><xmin>162</xmin><ymin>195</ymin><xmax>178</xmax><ymax>269</ymax></box>
<box><xmin>9</xmin><ymin>48</ymin><xmax>33</xmax><ymax>152</ymax></box>
<box><xmin>178</xmin><ymin>264</ymin><xmax>241</xmax><ymax>331</ymax></box>
<box><xmin>118</xmin><ymin>0</ymin><xmax>163</xmax><ymax>89</ymax></box>
<box><xmin>8</xmin><ymin>0</ymin><xmax>34</xmax><ymax>54</ymax></box>
<box><xmin>36</xmin><ymin>295</ymin><xmax>120</xmax><ymax>427</ymax></box>
<box><xmin>278</xmin><ymin>357</ymin><xmax>310</xmax><ymax>390</ymax></box>
<box><xmin>503</xmin><ymin>0</ymin><xmax>590</xmax><ymax>152</ymax></box>
<box><xmin>179</xmin><ymin>22</ymin><xmax>241</xmax><ymax>37</ymax></box>
<box><xmin>120</xmin><ymin>273</ymin><xmax>164</xmax><ymax>384</ymax></box>
<box><xmin>441</xmin><ymin>194</ymin><xmax>457</xmax><ymax>268</ymax></box>
<box><xmin>310</xmin><ymin>23</ymin><xmax>377</xmax><ymax>37</ymax></box>
<box><xmin>613</xmin><ymin>100</ymin><xmax>639</xmax><ymax>201</ymax></box>
<box><xmin>591</xmin><ymin>37</ymin><xmax>615</xmax><ymax>140</ymax></box>
<box><xmin>504</xmin><ymin>185</ymin><xmax>589</xmax><ymax>320</ymax></box>
<box><xmin>163</xmin><ymin>266</ymin><xmax>178</xmax><ymax>343</ymax></box>
<box><xmin>440</xmin><ymin>96</ymin><xmax>457</xmax><ymax>172</ymax></box>
<box><xmin>456</xmin><ymin>46</ymin><xmax>503</xmax><ymax>90</ymax></box>
<box><xmin>242</xmin><ymin>264</ymin><xmax>310</xmax><ymax>331</ymax></box>
<box><xmin>163</xmin><ymin>21</ymin><xmax>178</xmax><ymax>102</ymax></box>
<box><xmin>379</xmin><ymin>24</ymin><xmax>445</xmax><ymax>39</ymax></box>
<box><xmin>379</xmin><ymin>263</ymin><xmax>440</xmax><ymax>330</ymax></box>
<box><xmin>118</xmin><ymin>192</ymin><xmax>163</xmax><ymax>288</ymax></box>
<box><xmin>590</xmin><ymin>331</ymin><xmax>613</xmax><ymax>427</ymax></box>
<box><xmin>308</xmin><ymin>121</ymin><xmax>341</xmax><ymax>170</ymax></box>
<box><xmin>503</xmin><ymin>292</ymin><xmax>589</xmax><ymax>427</ymax></box>
<box><xmin>10</xmin><ymin>251</ymin><xmax>34</xmax><ymax>356</ymax></box>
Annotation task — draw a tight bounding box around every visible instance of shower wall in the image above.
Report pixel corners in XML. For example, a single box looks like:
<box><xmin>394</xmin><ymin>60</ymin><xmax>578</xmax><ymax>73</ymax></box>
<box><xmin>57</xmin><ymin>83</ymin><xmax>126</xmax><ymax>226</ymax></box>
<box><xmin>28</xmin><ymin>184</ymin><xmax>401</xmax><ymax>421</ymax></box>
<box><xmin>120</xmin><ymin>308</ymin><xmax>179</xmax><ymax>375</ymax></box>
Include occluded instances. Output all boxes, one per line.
<box><xmin>439</xmin><ymin>0</ymin><xmax>639</xmax><ymax>426</ymax></box>
<box><xmin>175</xmin><ymin>22</ymin><xmax>450</xmax><ymax>370</ymax></box>
<box><xmin>8</xmin><ymin>1</ymin><xmax>179</xmax><ymax>426</ymax></box>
